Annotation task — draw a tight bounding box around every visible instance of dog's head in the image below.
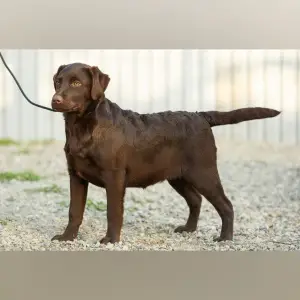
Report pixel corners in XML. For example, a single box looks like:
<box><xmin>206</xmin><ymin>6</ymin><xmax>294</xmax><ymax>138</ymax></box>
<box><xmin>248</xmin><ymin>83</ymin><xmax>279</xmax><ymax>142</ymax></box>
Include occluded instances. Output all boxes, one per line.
<box><xmin>51</xmin><ymin>63</ymin><xmax>110</xmax><ymax>114</ymax></box>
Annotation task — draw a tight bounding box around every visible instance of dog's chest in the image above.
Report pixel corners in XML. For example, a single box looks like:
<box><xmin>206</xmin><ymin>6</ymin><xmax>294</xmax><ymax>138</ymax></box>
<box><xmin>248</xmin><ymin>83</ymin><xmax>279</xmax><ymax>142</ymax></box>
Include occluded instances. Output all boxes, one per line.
<box><xmin>67</xmin><ymin>140</ymin><xmax>106</xmax><ymax>186</ymax></box>
<box><xmin>66</xmin><ymin>129</ymin><xmax>113</xmax><ymax>185</ymax></box>
<box><xmin>68</xmin><ymin>135</ymin><xmax>89</xmax><ymax>157</ymax></box>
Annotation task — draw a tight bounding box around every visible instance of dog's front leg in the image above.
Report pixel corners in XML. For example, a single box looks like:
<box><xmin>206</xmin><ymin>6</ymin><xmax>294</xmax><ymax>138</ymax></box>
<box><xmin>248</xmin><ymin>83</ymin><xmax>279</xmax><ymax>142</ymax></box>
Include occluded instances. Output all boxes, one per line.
<box><xmin>100</xmin><ymin>170</ymin><xmax>126</xmax><ymax>244</ymax></box>
<box><xmin>52</xmin><ymin>173</ymin><xmax>89</xmax><ymax>242</ymax></box>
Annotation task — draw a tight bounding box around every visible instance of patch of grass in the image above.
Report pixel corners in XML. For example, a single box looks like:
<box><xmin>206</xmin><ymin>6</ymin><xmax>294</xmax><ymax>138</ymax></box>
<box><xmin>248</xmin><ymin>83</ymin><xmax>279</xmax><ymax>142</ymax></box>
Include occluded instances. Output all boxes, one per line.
<box><xmin>58</xmin><ymin>198</ymin><xmax>106</xmax><ymax>211</ymax></box>
<box><xmin>0</xmin><ymin>171</ymin><xmax>41</xmax><ymax>182</ymax></box>
<box><xmin>0</xmin><ymin>139</ymin><xmax>55</xmax><ymax>152</ymax></box>
<box><xmin>0</xmin><ymin>219</ymin><xmax>8</xmax><ymax>225</ymax></box>
<box><xmin>86</xmin><ymin>198</ymin><xmax>106</xmax><ymax>212</ymax></box>
<box><xmin>27</xmin><ymin>139</ymin><xmax>55</xmax><ymax>146</ymax></box>
<box><xmin>0</xmin><ymin>218</ymin><xmax>12</xmax><ymax>225</ymax></box>
<box><xmin>0</xmin><ymin>138</ymin><xmax>19</xmax><ymax>146</ymax></box>
<box><xmin>25</xmin><ymin>184</ymin><xmax>64</xmax><ymax>194</ymax></box>
<box><xmin>15</xmin><ymin>147</ymin><xmax>31</xmax><ymax>155</ymax></box>
<box><xmin>128</xmin><ymin>206</ymin><xmax>138</xmax><ymax>213</ymax></box>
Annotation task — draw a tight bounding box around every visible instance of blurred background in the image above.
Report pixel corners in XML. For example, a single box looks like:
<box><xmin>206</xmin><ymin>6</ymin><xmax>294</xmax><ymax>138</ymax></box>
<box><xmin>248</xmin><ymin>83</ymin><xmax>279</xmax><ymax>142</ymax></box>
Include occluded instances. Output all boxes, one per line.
<box><xmin>0</xmin><ymin>49</ymin><xmax>299</xmax><ymax>145</ymax></box>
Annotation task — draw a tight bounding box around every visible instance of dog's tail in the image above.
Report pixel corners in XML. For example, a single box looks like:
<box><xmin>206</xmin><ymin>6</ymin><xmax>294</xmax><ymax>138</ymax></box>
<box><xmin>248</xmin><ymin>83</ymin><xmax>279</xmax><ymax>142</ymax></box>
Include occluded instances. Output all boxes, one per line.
<box><xmin>201</xmin><ymin>107</ymin><xmax>281</xmax><ymax>127</ymax></box>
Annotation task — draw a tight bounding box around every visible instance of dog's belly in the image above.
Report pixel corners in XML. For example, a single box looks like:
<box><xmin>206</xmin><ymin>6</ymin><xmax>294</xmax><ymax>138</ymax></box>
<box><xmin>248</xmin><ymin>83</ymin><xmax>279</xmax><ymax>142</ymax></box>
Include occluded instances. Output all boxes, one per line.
<box><xmin>125</xmin><ymin>148</ymin><xmax>182</xmax><ymax>188</ymax></box>
<box><xmin>126</xmin><ymin>162</ymin><xmax>182</xmax><ymax>188</ymax></box>
<box><xmin>126</xmin><ymin>171</ymin><xmax>169</xmax><ymax>188</ymax></box>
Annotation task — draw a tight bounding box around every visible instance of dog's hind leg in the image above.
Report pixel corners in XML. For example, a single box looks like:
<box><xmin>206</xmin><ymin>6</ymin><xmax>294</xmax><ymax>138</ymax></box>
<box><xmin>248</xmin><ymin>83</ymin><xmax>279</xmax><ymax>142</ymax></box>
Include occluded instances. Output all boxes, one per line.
<box><xmin>184</xmin><ymin>165</ymin><xmax>234</xmax><ymax>242</ymax></box>
<box><xmin>168</xmin><ymin>178</ymin><xmax>202</xmax><ymax>233</ymax></box>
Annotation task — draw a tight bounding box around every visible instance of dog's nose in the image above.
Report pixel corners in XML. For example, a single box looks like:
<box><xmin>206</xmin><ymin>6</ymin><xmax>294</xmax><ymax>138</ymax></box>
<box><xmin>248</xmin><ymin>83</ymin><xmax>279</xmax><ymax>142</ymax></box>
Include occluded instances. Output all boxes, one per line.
<box><xmin>52</xmin><ymin>95</ymin><xmax>63</xmax><ymax>104</ymax></box>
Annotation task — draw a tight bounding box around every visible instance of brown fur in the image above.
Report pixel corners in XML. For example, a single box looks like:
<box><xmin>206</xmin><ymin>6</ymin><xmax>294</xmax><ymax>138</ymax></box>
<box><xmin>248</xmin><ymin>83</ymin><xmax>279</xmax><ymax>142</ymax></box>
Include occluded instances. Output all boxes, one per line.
<box><xmin>50</xmin><ymin>62</ymin><xmax>281</xmax><ymax>244</ymax></box>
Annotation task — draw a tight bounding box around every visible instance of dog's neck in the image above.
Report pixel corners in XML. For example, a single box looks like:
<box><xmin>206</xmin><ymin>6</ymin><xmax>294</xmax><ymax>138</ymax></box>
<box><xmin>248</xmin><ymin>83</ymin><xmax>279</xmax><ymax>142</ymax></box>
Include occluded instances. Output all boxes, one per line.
<box><xmin>63</xmin><ymin>97</ymin><xmax>117</xmax><ymax>127</ymax></box>
<box><xmin>84</xmin><ymin>99</ymin><xmax>100</xmax><ymax>116</ymax></box>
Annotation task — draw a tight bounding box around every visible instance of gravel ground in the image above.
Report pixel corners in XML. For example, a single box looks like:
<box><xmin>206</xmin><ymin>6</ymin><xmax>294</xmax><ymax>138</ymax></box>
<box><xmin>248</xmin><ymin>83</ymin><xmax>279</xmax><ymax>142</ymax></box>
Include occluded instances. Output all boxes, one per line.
<box><xmin>1</xmin><ymin>138</ymin><xmax>300</xmax><ymax>251</ymax></box>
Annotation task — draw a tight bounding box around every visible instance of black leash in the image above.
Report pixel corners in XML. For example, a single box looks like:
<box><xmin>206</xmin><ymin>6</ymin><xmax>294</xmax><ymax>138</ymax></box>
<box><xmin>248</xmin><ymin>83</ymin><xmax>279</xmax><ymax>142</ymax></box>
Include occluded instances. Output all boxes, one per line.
<box><xmin>0</xmin><ymin>51</ymin><xmax>56</xmax><ymax>112</ymax></box>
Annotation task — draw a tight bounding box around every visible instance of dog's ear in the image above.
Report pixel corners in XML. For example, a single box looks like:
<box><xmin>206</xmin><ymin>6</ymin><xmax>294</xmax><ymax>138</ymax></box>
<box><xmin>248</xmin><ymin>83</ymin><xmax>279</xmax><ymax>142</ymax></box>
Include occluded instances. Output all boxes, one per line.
<box><xmin>89</xmin><ymin>66</ymin><xmax>110</xmax><ymax>101</ymax></box>
<box><xmin>53</xmin><ymin>65</ymin><xmax>67</xmax><ymax>88</ymax></box>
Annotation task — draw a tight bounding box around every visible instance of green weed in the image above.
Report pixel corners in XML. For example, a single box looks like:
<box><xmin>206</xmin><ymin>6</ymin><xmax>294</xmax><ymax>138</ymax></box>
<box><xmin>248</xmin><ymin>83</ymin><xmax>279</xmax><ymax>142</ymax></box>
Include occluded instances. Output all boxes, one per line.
<box><xmin>0</xmin><ymin>171</ymin><xmax>41</xmax><ymax>182</ymax></box>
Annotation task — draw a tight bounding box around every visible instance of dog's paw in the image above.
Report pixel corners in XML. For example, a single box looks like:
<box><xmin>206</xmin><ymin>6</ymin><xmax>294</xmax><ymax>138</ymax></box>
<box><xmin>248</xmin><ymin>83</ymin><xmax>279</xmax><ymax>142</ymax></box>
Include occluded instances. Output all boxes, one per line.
<box><xmin>213</xmin><ymin>235</ymin><xmax>233</xmax><ymax>242</ymax></box>
<box><xmin>174</xmin><ymin>225</ymin><xmax>196</xmax><ymax>233</ymax></box>
<box><xmin>100</xmin><ymin>236</ymin><xmax>119</xmax><ymax>245</ymax></box>
<box><xmin>51</xmin><ymin>233</ymin><xmax>76</xmax><ymax>242</ymax></box>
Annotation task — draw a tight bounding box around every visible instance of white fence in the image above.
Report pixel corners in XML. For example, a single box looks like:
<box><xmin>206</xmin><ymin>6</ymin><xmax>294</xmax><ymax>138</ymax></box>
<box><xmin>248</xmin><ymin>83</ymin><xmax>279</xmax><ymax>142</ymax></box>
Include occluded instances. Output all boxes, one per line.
<box><xmin>0</xmin><ymin>49</ymin><xmax>299</xmax><ymax>145</ymax></box>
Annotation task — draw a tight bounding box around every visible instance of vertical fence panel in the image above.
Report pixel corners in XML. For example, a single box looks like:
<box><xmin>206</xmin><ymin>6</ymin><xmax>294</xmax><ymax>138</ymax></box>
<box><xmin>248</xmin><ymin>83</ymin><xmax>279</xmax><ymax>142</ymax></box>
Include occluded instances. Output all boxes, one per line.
<box><xmin>188</xmin><ymin>50</ymin><xmax>201</xmax><ymax>112</ymax></box>
<box><xmin>18</xmin><ymin>50</ymin><xmax>38</xmax><ymax>141</ymax></box>
<box><xmin>164</xmin><ymin>50</ymin><xmax>171</xmax><ymax>111</ymax></box>
<box><xmin>1</xmin><ymin>50</ymin><xmax>19</xmax><ymax>140</ymax></box>
<box><xmin>202</xmin><ymin>50</ymin><xmax>216</xmax><ymax>111</ymax></box>
<box><xmin>297</xmin><ymin>51</ymin><xmax>300</xmax><ymax>144</ymax></box>
<box><xmin>247</xmin><ymin>50</ymin><xmax>265</xmax><ymax>143</ymax></box>
<box><xmin>181</xmin><ymin>50</ymin><xmax>193</xmax><ymax>111</ymax></box>
<box><xmin>281</xmin><ymin>50</ymin><xmax>298</xmax><ymax>145</ymax></box>
<box><xmin>231</xmin><ymin>50</ymin><xmax>248</xmax><ymax>141</ymax></box>
<box><xmin>0</xmin><ymin>50</ymin><xmax>5</xmax><ymax>138</ymax></box>
<box><xmin>214</xmin><ymin>50</ymin><xmax>232</xmax><ymax>140</ymax></box>
<box><xmin>265</xmin><ymin>50</ymin><xmax>281</xmax><ymax>144</ymax></box>
<box><xmin>135</xmin><ymin>50</ymin><xmax>152</xmax><ymax>113</ymax></box>
<box><xmin>131</xmin><ymin>50</ymin><xmax>139</xmax><ymax>112</ymax></box>
<box><xmin>152</xmin><ymin>50</ymin><xmax>167</xmax><ymax>112</ymax></box>
<box><xmin>36</xmin><ymin>50</ymin><xmax>53</xmax><ymax>140</ymax></box>
<box><xmin>185</xmin><ymin>50</ymin><xmax>202</xmax><ymax>112</ymax></box>
<box><xmin>103</xmin><ymin>50</ymin><xmax>122</xmax><ymax>108</ymax></box>
<box><xmin>16</xmin><ymin>50</ymin><xmax>23</xmax><ymax>141</ymax></box>
<box><xmin>168</xmin><ymin>50</ymin><xmax>184</xmax><ymax>111</ymax></box>
<box><xmin>120</xmin><ymin>50</ymin><xmax>136</xmax><ymax>111</ymax></box>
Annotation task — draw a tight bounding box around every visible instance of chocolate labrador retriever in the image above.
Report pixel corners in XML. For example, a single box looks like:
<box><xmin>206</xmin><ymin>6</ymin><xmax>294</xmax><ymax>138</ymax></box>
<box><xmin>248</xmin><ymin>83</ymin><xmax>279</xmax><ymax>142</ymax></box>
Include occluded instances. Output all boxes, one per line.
<box><xmin>50</xmin><ymin>63</ymin><xmax>280</xmax><ymax>244</ymax></box>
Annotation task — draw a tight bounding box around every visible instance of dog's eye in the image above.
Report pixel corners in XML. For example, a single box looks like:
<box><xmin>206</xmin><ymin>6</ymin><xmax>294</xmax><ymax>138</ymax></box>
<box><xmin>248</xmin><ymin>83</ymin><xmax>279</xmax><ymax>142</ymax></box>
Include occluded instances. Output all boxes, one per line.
<box><xmin>70</xmin><ymin>81</ymin><xmax>82</xmax><ymax>87</ymax></box>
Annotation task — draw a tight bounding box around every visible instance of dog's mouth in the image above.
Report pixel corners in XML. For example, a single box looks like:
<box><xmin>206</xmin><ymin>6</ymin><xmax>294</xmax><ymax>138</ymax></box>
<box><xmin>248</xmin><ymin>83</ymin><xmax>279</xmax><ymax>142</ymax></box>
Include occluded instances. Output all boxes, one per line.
<box><xmin>52</xmin><ymin>105</ymin><xmax>79</xmax><ymax>113</ymax></box>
